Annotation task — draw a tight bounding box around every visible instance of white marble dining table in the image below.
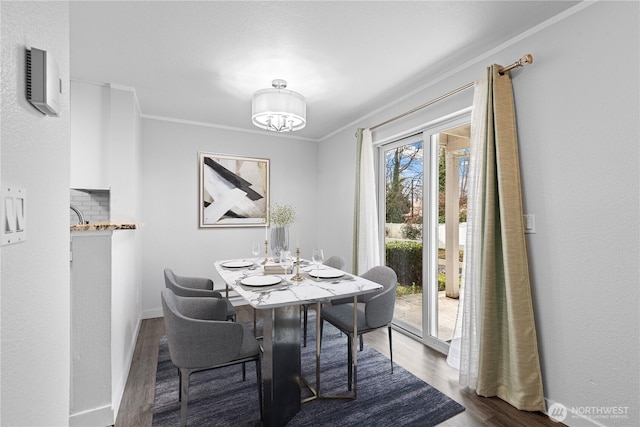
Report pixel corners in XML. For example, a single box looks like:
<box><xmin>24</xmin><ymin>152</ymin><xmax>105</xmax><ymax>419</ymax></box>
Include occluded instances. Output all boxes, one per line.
<box><xmin>213</xmin><ymin>258</ymin><xmax>382</xmax><ymax>427</ymax></box>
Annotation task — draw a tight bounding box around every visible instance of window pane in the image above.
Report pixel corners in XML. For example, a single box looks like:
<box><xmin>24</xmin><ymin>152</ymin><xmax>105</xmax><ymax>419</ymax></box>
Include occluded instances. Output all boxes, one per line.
<box><xmin>384</xmin><ymin>138</ymin><xmax>423</xmax><ymax>334</ymax></box>
<box><xmin>435</xmin><ymin>125</ymin><xmax>469</xmax><ymax>342</ymax></box>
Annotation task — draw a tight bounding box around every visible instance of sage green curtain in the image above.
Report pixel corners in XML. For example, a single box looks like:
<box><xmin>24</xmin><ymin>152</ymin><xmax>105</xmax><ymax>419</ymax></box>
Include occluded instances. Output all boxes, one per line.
<box><xmin>473</xmin><ymin>65</ymin><xmax>545</xmax><ymax>410</ymax></box>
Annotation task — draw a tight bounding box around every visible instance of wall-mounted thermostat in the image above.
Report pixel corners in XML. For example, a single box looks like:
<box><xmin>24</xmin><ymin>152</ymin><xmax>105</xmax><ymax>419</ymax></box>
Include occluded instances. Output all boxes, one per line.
<box><xmin>26</xmin><ymin>47</ymin><xmax>61</xmax><ymax>116</ymax></box>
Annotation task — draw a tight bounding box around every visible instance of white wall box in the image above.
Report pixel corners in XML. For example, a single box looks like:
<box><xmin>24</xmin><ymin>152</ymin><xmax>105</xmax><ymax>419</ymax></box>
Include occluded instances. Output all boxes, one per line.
<box><xmin>26</xmin><ymin>47</ymin><xmax>61</xmax><ymax>116</ymax></box>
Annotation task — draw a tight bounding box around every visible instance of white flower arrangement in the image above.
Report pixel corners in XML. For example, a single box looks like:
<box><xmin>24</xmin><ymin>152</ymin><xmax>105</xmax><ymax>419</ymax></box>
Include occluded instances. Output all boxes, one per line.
<box><xmin>270</xmin><ymin>203</ymin><xmax>296</xmax><ymax>226</ymax></box>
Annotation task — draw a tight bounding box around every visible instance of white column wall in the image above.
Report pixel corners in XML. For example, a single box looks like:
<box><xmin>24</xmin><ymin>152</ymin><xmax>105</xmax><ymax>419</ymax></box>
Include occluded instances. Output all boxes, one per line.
<box><xmin>68</xmin><ymin>82</ymin><xmax>143</xmax><ymax>424</ymax></box>
<box><xmin>108</xmin><ymin>86</ymin><xmax>143</xmax><ymax>417</ymax></box>
<box><xmin>0</xmin><ymin>1</ymin><xmax>71</xmax><ymax>425</ymax></box>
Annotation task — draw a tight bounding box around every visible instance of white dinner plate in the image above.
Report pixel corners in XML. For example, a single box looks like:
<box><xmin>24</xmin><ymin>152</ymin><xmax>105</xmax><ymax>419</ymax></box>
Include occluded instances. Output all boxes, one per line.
<box><xmin>221</xmin><ymin>260</ymin><xmax>254</xmax><ymax>268</ymax></box>
<box><xmin>309</xmin><ymin>269</ymin><xmax>344</xmax><ymax>279</ymax></box>
<box><xmin>240</xmin><ymin>275</ymin><xmax>282</xmax><ymax>287</ymax></box>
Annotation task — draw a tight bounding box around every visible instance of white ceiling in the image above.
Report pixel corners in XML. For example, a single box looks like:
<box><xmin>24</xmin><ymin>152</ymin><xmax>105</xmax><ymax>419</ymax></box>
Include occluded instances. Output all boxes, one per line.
<box><xmin>70</xmin><ymin>1</ymin><xmax>580</xmax><ymax>141</ymax></box>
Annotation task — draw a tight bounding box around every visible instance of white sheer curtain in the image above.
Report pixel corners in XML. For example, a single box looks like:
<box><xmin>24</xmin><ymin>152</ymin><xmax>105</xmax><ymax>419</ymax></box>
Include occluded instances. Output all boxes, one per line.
<box><xmin>446</xmin><ymin>76</ymin><xmax>487</xmax><ymax>388</ymax></box>
<box><xmin>353</xmin><ymin>128</ymin><xmax>381</xmax><ymax>275</ymax></box>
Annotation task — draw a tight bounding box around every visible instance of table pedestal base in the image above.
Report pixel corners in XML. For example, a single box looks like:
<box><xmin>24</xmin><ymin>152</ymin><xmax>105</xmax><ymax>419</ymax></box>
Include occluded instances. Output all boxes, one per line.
<box><xmin>262</xmin><ymin>305</ymin><xmax>301</xmax><ymax>426</ymax></box>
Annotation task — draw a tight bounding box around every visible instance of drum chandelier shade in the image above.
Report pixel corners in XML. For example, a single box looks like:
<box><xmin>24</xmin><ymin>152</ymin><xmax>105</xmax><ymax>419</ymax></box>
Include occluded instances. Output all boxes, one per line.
<box><xmin>252</xmin><ymin>79</ymin><xmax>306</xmax><ymax>132</ymax></box>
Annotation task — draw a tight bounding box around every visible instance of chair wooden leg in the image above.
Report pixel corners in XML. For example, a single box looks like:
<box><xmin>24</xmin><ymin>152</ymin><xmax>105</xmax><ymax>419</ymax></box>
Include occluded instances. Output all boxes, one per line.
<box><xmin>388</xmin><ymin>325</ymin><xmax>393</xmax><ymax>374</ymax></box>
<box><xmin>180</xmin><ymin>368</ymin><xmax>191</xmax><ymax>427</ymax></box>
<box><xmin>359</xmin><ymin>333</ymin><xmax>364</xmax><ymax>351</ymax></box>
<box><xmin>242</xmin><ymin>362</ymin><xmax>246</xmax><ymax>381</ymax></box>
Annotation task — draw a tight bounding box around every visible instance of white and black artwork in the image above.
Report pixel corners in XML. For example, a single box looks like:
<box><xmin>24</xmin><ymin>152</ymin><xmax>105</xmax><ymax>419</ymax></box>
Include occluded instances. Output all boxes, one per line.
<box><xmin>198</xmin><ymin>152</ymin><xmax>269</xmax><ymax>228</ymax></box>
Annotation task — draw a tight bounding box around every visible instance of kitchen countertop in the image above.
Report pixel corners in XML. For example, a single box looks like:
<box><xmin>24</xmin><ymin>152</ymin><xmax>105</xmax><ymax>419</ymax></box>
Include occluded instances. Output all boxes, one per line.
<box><xmin>70</xmin><ymin>222</ymin><xmax>137</xmax><ymax>231</ymax></box>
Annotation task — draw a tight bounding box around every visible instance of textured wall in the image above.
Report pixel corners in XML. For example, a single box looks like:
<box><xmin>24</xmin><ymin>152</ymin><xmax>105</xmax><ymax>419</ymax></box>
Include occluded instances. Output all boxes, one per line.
<box><xmin>1</xmin><ymin>1</ymin><xmax>71</xmax><ymax>425</ymax></box>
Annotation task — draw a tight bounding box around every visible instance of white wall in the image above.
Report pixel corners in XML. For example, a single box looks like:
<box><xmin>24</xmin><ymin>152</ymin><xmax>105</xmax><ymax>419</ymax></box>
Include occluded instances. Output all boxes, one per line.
<box><xmin>140</xmin><ymin>119</ymin><xmax>318</xmax><ymax>318</ymax></box>
<box><xmin>0</xmin><ymin>1</ymin><xmax>71</xmax><ymax>425</ymax></box>
<box><xmin>70</xmin><ymin>232</ymin><xmax>112</xmax><ymax>425</ymax></box>
<box><xmin>70</xmin><ymin>81</ymin><xmax>110</xmax><ymax>189</ymax></box>
<box><xmin>68</xmin><ymin>82</ymin><xmax>143</xmax><ymax>424</ymax></box>
<box><xmin>107</xmin><ymin>86</ymin><xmax>143</xmax><ymax>417</ymax></box>
<box><xmin>320</xmin><ymin>2</ymin><xmax>639</xmax><ymax>426</ymax></box>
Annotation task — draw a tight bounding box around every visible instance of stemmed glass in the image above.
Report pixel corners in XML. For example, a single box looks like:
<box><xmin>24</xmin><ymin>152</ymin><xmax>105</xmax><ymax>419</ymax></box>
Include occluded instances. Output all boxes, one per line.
<box><xmin>312</xmin><ymin>248</ymin><xmax>324</xmax><ymax>281</ymax></box>
<box><xmin>280</xmin><ymin>250</ymin><xmax>293</xmax><ymax>283</ymax></box>
<box><xmin>251</xmin><ymin>241</ymin><xmax>260</xmax><ymax>264</ymax></box>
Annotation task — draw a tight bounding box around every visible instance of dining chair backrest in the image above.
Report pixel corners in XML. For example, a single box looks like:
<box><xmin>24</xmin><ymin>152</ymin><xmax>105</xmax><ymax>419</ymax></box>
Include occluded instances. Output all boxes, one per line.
<box><xmin>164</xmin><ymin>267</ymin><xmax>237</xmax><ymax>321</ymax></box>
<box><xmin>161</xmin><ymin>288</ymin><xmax>242</xmax><ymax>368</ymax></box>
<box><xmin>360</xmin><ymin>266</ymin><xmax>397</xmax><ymax>327</ymax></box>
<box><xmin>360</xmin><ymin>265</ymin><xmax>397</xmax><ymax>302</ymax></box>
<box><xmin>324</xmin><ymin>256</ymin><xmax>346</xmax><ymax>270</ymax></box>
<box><xmin>164</xmin><ymin>268</ymin><xmax>214</xmax><ymax>292</ymax></box>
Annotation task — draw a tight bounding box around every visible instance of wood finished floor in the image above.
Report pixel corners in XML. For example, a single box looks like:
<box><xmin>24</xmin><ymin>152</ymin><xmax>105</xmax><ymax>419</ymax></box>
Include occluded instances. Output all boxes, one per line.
<box><xmin>115</xmin><ymin>305</ymin><xmax>561</xmax><ymax>427</ymax></box>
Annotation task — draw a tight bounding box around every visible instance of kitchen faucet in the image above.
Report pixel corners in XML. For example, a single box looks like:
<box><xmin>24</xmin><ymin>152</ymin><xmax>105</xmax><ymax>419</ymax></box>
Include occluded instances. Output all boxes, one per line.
<box><xmin>70</xmin><ymin>205</ymin><xmax>86</xmax><ymax>225</ymax></box>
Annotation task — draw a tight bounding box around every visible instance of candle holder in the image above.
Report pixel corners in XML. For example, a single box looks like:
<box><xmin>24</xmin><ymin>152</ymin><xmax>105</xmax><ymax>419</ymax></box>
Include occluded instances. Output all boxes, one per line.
<box><xmin>261</xmin><ymin>239</ymin><xmax>269</xmax><ymax>265</ymax></box>
<box><xmin>290</xmin><ymin>247</ymin><xmax>305</xmax><ymax>282</ymax></box>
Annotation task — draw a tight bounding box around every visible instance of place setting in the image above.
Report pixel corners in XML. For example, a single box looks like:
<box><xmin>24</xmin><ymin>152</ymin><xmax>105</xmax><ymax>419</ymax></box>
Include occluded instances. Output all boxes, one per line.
<box><xmin>294</xmin><ymin>248</ymin><xmax>353</xmax><ymax>283</ymax></box>
<box><xmin>220</xmin><ymin>241</ymin><xmax>266</xmax><ymax>270</ymax></box>
<box><xmin>235</xmin><ymin>247</ymin><xmax>299</xmax><ymax>293</ymax></box>
<box><xmin>219</xmin><ymin>259</ymin><xmax>255</xmax><ymax>269</ymax></box>
<box><xmin>219</xmin><ymin>243</ymin><xmax>359</xmax><ymax>303</ymax></box>
<box><xmin>239</xmin><ymin>275</ymin><xmax>282</xmax><ymax>287</ymax></box>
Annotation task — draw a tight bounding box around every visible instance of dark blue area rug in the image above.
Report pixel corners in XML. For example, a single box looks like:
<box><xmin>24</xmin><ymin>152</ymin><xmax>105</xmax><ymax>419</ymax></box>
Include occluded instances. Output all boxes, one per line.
<box><xmin>152</xmin><ymin>316</ymin><xmax>464</xmax><ymax>426</ymax></box>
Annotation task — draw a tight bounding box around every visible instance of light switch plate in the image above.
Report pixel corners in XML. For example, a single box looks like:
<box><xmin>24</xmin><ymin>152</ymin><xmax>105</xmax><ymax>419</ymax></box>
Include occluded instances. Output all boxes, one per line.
<box><xmin>524</xmin><ymin>214</ymin><xmax>536</xmax><ymax>234</ymax></box>
<box><xmin>2</xmin><ymin>187</ymin><xmax>27</xmax><ymax>245</ymax></box>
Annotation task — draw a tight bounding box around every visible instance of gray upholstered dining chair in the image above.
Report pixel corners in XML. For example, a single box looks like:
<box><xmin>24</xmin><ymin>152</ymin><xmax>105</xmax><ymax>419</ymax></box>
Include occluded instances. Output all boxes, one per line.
<box><xmin>164</xmin><ymin>268</ymin><xmax>236</xmax><ymax>321</ymax></box>
<box><xmin>161</xmin><ymin>288</ymin><xmax>262</xmax><ymax>427</ymax></box>
<box><xmin>320</xmin><ymin>265</ymin><xmax>397</xmax><ymax>391</ymax></box>
<box><xmin>302</xmin><ymin>255</ymin><xmax>346</xmax><ymax>347</ymax></box>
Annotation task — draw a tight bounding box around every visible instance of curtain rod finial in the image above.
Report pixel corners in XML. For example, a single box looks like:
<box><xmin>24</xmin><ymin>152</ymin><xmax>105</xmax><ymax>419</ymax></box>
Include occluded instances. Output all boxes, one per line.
<box><xmin>499</xmin><ymin>53</ymin><xmax>534</xmax><ymax>75</ymax></box>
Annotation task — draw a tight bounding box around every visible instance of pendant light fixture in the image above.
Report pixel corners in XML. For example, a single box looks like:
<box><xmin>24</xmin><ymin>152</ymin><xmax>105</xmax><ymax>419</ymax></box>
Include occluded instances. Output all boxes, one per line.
<box><xmin>252</xmin><ymin>79</ymin><xmax>306</xmax><ymax>132</ymax></box>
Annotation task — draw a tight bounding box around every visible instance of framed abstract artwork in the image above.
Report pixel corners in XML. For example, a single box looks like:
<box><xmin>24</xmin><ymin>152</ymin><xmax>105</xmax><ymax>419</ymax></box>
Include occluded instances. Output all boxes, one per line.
<box><xmin>198</xmin><ymin>152</ymin><xmax>270</xmax><ymax>228</ymax></box>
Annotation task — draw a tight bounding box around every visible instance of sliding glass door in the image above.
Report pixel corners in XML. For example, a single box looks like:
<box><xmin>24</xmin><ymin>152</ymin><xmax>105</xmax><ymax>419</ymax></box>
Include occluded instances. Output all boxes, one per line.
<box><xmin>382</xmin><ymin>134</ymin><xmax>424</xmax><ymax>334</ymax></box>
<box><xmin>380</xmin><ymin>112</ymin><xmax>470</xmax><ymax>353</ymax></box>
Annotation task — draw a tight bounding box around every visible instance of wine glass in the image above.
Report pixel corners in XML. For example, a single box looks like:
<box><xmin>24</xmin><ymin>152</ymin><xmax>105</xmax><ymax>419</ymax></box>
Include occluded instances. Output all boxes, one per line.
<box><xmin>251</xmin><ymin>241</ymin><xmax>260</xmax><ymax>264</ymax></box>
<box><xmin>280</xmin><ymin>250</ymin><xmax>293</xmax><ymax>283</ymax></box>
<box><xmin>312</xmin><ymin>248</ymin><xmax>324</xmax><ymax>281</ymax></box>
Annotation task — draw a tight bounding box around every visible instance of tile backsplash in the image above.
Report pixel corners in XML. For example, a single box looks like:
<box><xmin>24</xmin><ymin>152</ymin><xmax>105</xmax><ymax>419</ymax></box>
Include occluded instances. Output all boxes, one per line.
<box><xmin>70</xmin><ymin>189</ymin><xmax>110</xmax><ymax>224</ymax></box>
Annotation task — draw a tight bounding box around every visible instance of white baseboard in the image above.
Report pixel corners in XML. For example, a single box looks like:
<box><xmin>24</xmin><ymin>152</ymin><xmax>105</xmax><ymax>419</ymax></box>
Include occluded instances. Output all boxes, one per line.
<box><xmin>69</xmin><ymin>404</ymin><xmax>114</xmax><ymax>427</ymax></box>
<box><xmin>143</xmin><ymin>307</ymin><xmax>163</xmax><ymax>319</ymax></box>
